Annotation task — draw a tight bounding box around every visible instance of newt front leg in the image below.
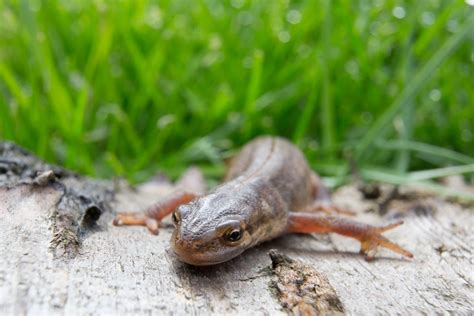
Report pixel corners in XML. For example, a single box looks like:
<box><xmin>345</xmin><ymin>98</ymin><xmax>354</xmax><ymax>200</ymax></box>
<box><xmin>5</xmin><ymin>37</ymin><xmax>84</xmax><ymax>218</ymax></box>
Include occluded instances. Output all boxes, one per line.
<box><xmin>287</xmin><ymin>213</ymin><xmax>413</xmax><ymax>260</ymax></box>
<box><xmin>113</xmin><ymin>191</ymin><xmax>196</xmax><ymax>234</ymax></box>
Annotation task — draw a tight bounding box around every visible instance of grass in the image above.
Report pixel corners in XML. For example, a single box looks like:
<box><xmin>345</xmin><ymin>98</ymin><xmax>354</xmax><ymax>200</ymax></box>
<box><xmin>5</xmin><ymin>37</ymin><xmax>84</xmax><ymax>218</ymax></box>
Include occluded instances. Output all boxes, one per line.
<box><xmin>0</xmin><ymin>0</ymin><xmax>473</xmax><ymax>198</ymax></box>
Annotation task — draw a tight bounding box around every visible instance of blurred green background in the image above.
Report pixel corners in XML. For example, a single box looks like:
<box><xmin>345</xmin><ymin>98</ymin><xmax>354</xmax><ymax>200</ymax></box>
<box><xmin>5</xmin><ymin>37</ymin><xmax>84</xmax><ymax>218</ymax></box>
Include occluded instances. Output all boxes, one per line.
<box><xmin>0</xmin><ymin>0</ymin><xmax>473</xmax><ymax>190</ymax></box>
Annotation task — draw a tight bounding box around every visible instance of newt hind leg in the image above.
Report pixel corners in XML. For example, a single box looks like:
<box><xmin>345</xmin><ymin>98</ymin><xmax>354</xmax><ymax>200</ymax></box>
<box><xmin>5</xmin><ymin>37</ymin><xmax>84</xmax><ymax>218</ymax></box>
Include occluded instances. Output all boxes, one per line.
<box><xmin>287</xmin><ymin>212</ymin><xmax>413</xmax><ymax>260</ymax></box>
<box><xmin>304</xmin><ymin>173</ymin><xmax>355</xmax><ymax>216</ymax></box>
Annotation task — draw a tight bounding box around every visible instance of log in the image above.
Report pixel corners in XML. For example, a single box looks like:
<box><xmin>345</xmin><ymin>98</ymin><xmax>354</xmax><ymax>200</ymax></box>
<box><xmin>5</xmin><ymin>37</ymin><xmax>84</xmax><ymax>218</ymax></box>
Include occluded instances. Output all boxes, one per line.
<box><xmin>0</xmin><ymin>142</ymin><xmax>473</xmax><ymax>315</ymax></box>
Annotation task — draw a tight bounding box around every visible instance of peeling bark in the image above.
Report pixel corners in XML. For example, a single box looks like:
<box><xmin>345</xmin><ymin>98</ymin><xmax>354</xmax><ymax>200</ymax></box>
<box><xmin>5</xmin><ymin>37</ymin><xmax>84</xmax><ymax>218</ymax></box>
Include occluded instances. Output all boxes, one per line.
<box><xmin>269</xmin><ymin>249</ymin><xmax>345</xmax><ymax>315</ymax></box>
<box><xmin>0</xmin><ymin>142</ymin><xmax>116</xmax><ymax>258</ymax></box>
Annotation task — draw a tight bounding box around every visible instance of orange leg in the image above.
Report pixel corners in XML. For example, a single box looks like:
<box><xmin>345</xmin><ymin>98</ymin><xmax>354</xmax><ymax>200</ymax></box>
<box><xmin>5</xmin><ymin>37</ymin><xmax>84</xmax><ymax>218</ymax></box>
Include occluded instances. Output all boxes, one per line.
<box><xmin>113</xmin><ymin>191</ymin><xmax>196</xmax><ymax>235</ymax></box>
<box><xmin>287</xmin><ymin>212</ymin><xmax>413</xmax><ymax>260</ymax></box>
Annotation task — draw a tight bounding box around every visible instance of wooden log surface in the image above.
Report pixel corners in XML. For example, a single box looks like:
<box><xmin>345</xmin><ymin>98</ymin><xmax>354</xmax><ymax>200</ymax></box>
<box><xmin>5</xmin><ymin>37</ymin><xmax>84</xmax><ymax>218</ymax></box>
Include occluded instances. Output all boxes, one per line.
<box><xmin>0</xmin><ymin>142</ymin><xmax>473</xmax><ymax>315</ymax></box>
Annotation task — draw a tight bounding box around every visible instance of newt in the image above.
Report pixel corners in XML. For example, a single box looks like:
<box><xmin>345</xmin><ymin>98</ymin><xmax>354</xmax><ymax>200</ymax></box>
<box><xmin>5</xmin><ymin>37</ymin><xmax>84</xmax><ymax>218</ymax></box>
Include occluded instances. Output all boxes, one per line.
<box><xmin>113</xmin><ymin>136</ymin><xmax>413</xmax><ymax>265</ymax></box>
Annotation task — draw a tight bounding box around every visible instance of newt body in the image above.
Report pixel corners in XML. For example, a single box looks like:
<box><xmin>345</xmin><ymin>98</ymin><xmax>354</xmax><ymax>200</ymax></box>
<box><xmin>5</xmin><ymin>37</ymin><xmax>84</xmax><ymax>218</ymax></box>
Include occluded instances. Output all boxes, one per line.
<box><xmin>114</xmin><ymin>136</ymin><xmax>413</xmax><ymax>265</ymax></box>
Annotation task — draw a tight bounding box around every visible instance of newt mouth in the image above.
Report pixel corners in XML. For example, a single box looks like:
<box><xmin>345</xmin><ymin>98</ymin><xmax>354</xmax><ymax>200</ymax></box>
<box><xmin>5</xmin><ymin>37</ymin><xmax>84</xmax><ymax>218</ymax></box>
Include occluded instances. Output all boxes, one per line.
<box><xmin>172</xmin><ymin>252</ymin><xmax>231</xmax><ymax>266</ymax></box>
<box><xmin>171</xmin><ymin>231</ymin><xmax>245</xmax><ymax>266</ymax></box>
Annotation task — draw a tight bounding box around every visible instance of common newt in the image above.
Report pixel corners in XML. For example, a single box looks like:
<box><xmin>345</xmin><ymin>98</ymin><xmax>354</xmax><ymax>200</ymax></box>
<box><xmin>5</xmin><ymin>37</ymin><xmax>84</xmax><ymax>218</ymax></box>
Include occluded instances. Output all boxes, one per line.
<box><xmin>113</xmin><ymin>136</ymin><xmax>413</xmax><ymax>265</ymax></box>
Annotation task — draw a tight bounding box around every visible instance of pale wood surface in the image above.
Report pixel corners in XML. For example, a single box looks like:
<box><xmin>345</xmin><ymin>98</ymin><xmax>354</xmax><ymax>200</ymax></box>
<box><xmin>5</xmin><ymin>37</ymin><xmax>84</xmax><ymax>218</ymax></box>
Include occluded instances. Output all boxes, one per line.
<box><xmin>0</xmin><ymin>142</ymin><xmax>473</xmax><ymax>315</ymax></box>
<box><xmin>1</xmin><ymin>181</ymin><xmax>473</xmax><ymax>315</ymax></box>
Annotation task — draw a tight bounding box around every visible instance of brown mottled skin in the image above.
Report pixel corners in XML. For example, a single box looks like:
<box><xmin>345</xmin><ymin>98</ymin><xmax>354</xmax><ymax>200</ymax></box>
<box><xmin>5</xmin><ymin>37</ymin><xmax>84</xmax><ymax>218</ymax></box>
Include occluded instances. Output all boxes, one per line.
<box><xmin>114</xmin><ymin>136</ymin><xmax>413</xmax><ymax>265</ymax></box>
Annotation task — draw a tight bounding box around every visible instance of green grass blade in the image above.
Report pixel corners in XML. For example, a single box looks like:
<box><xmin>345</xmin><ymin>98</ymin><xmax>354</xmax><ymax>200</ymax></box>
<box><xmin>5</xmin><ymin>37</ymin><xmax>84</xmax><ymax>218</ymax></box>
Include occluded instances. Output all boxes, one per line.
<box><xmin>320</xmin><ymin>0</ymin><xmax>335</xmax><ymax>159</ymax></box>
<box><xmin>408</xmin><ymin>164</ymin><xmax>474</xmax><ymax>181</ymax></box>
<box><xmin>244</xmin><ymin>49</ymin><xmax>264</xmax><ymax>136</ymax></box>
<box><xmin>292</xmin><ymin>79</ymin><xmax>318</xmax><ymax>145</ymax></box>
<box><xmin>395</xmin><ymin>3</ymin><xmax>419</xmax><ymax>173</ymax></box>
<box><xmin>376</xmin><ymin>139</ymin><xmax>474</xmax><ymax>165</ymax></box>
<box><xmin>0</xmin><ymin>63</ymin><xmax>28</xmax><ymax>107</ymax></box>
<box><xmin>361</xmin><ymin>168</ymin><xmax>474</xmax><ymax>202</ymax></box>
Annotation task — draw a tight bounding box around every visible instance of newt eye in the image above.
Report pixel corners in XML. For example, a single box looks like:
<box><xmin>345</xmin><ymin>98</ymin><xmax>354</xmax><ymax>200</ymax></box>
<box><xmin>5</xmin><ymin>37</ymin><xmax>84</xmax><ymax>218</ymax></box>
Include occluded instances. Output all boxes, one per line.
<box><xmin>172</xmin><ymin>211</ymin><xmax>180</xmax><ymax>226</ymax></box>
<box><xmin>225</xmin><ymin>228</ymin><xmax>242</xmax><ymax>242</ymax></box>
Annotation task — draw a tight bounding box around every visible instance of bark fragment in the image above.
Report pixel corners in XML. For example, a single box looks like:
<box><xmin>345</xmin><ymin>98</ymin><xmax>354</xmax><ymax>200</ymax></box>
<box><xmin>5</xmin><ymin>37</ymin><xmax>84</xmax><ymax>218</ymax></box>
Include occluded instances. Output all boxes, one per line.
<box><xmin>0</xmin><ymin>142</ymin><xmax>116</xmax><ymax>258</ymax></box>
<box><xmin>269</xmin><ymin>249</ymin><xmax>345</xmax><ymax>316</ymax></box>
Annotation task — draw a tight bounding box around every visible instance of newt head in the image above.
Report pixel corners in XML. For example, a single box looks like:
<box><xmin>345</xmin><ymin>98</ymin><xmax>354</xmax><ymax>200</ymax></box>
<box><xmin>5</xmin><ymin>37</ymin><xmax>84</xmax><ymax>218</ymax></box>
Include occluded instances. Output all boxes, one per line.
<box><xmin>170</xmin><ymin>190</ymin><xmax>255</xmax><ymax>266</ymax></box>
